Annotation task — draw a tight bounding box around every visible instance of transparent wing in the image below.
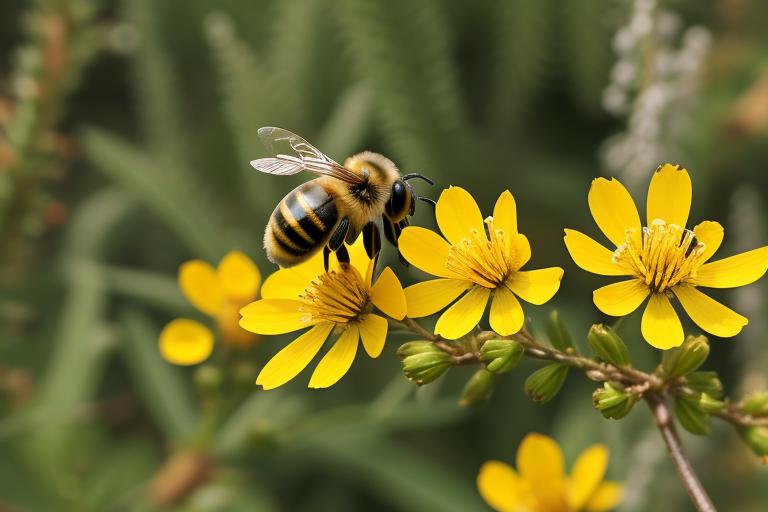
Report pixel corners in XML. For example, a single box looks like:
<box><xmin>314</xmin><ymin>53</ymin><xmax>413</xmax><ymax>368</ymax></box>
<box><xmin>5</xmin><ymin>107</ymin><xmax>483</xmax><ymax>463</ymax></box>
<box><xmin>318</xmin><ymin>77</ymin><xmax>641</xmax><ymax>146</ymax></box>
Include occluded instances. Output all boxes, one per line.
<box><xmin>250</xmin><ymin>127</ymin><xmax>363</xmax><ymax>185</ymax></box>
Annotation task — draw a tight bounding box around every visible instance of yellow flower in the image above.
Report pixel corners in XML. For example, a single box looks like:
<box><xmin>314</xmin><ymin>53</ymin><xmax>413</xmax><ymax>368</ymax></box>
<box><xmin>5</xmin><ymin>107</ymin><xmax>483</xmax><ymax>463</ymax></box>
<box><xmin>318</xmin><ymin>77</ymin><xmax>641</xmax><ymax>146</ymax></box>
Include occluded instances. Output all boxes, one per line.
<box><xmin>564</xmin><ymin>164</ymin><xmax>768</xmax><ymax>349</ymax></box>
<box><xmin>477</xmin><ymin>433</ymin><xmax>623</xmax><ymax>512</ymax></box>
<box><xmin>399</xmin><ymin>187</ymin><xmax>563</xmax><ymax>340</ymax></box>
<box><xmin>239</xmin><ymin>238</ymin><xmax>406</xmax><ymax>390</ymax></box>
<box><xmin>159</xmin><ymin>251</ymin><xmax>262</xmax><ymax>365</ymax></box>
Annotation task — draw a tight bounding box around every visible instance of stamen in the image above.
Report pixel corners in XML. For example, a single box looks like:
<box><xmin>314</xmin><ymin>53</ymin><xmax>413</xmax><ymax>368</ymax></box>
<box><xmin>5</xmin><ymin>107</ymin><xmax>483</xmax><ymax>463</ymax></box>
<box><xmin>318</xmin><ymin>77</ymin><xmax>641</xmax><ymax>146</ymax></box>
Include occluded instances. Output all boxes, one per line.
<box><xmin>445</xmin><ymin>217</ymin><xmax>517</xmax><ymax>288</ymax></box>
<box><xmin>299</xmin><ymin>265</ymin><xmax>370</xmax><ymax>324</ymax></box>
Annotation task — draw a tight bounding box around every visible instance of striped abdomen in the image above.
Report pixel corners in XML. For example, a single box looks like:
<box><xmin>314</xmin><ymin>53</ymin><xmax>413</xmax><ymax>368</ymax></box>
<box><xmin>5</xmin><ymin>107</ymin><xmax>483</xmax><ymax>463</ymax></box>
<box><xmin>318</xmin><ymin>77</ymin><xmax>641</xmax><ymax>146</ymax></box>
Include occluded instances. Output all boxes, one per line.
<box><xmin>265</xmin><ymin>180</ymin><xmax>339</xmax><ymax>267</ymax></box>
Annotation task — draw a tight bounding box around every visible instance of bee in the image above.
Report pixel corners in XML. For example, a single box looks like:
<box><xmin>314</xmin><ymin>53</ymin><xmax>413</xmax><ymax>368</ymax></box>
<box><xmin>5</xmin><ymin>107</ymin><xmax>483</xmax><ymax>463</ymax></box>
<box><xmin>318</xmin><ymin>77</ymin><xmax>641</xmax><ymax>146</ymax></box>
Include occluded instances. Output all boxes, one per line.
<box><xmin>251</xmin><ymin>127</ymin><xmax>434</xmax><ymax>269</ymax></box>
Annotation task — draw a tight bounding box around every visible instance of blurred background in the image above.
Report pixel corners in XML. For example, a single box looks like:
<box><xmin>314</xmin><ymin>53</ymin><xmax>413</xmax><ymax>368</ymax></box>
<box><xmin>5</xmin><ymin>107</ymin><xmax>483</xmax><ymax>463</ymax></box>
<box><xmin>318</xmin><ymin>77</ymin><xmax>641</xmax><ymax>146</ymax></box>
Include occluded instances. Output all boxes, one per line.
<box><xmin>1</xmin><ymin>0</ymin><xmax>768</xmax><ymax>510</ymax></box>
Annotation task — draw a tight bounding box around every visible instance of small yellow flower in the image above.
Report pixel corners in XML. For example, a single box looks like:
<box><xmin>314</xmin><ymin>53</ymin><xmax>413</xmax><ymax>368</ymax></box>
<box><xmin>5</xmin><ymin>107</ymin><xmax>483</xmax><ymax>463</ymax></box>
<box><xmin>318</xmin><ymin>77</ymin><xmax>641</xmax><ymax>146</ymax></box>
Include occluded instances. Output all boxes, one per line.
<box><xmin>239</xmin><ymin>238</ymin><xmax>406</xmax><ymax>389</ymax></box>
<box><xmin>159</xmin><ymin>251</ymin><xmax>262</xmax><ymax>365</ymax></box>
<box><xmin>477</xmin><ymin>433</ymin><xmax>623</xmax><ymax>512</ymax></box>
<box><xmin>399</xmin><ymin>187</ymin><xmax>563</xmax><ymax>340</ymax></box>
<box><xmin>564</xmin><ymin>164</ymin><xmax>768</xmax><ymax>349</ymax></box>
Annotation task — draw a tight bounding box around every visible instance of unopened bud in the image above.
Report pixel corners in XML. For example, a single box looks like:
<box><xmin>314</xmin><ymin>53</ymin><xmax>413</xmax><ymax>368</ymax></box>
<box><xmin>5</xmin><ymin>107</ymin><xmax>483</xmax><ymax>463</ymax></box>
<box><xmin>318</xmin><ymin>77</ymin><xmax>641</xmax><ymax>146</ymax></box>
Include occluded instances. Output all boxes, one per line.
<box><xmin>685</xmin><ymin>371</ymin><xmax>723</xmax><ymax>398</ymax></box>
<box><xmin>525</xmin><ymin>364</ymin><xmax>568</xmax><ymax>404</ymax></box>
<box><xmin>698</xmin><ymin>393</ymin><xmax>726</xmax><ymax>414</ymax></box>
<box><xmin>742</xmin><ymin>426</ymin><xmax>768</xmax><ymax>457</ymax></box>
<box><xmin>592</xmin><ymin>382</ymin><xmax>637</xmax><ymax>419</ymax></box>
<box><xmin>480</xmin><ymin>339</ymin><xmax>523</xmax><ymax>374</ymax></box>
<box><xmin>587</xmin><ymin>324</ymin><xmax>630</xmax><ymax>366</ymax></box>
<box><xmin>662</xmin><ymin>335</ymin><xmax>709</xmax><ymax>380</ymax></box>
<box><xmin>546</xmin><ymin>310</ymin><xmax>573</xmax><ymax>351</ymax></box>
<box><xmin>740</xmin><ymin>391</ymin><xmax>768</xmax><ymax>416</ymax></box>
<box><xmin>397</xmin><ymin>341</ymin><xmax>451</xmax><ymax>385</ymax></box>
<box><xmin>675</xmin><ymin>395</ymin><xmax>710</xmax><ymax>435</ymax></box>
<box><xmin>459</xmin><ymin>368</ymin><xmax>496</xmax><ymax>406</ymax></box>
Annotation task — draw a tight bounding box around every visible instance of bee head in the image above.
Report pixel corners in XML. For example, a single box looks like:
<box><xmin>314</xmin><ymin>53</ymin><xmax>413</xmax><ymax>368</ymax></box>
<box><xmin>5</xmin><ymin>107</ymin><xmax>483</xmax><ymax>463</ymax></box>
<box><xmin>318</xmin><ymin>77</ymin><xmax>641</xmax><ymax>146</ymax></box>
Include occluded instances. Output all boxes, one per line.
<box><xmin>385</xmin><ymin>173</ymin><xmax>435</xmax><ymax>222</ymax></box>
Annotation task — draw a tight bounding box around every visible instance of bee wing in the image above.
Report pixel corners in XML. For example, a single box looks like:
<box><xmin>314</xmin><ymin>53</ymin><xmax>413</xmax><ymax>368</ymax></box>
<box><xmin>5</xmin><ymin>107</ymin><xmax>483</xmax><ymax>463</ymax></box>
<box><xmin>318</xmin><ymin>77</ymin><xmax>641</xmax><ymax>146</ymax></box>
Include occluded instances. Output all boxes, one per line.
<box><xmin>251</xmin><ymin>127</ymin><xmax>364</xmax><ymax>185</ymax></box>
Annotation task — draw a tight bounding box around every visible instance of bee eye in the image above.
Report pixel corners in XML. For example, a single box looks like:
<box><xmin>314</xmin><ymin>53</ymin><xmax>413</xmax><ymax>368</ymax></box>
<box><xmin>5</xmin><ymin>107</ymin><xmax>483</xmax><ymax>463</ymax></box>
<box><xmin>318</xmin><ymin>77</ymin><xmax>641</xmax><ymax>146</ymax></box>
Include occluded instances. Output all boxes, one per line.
<box><xmin>386</xmin><ymin>180</ymin><xmax>409</xmax><ymax>221</ymax></box>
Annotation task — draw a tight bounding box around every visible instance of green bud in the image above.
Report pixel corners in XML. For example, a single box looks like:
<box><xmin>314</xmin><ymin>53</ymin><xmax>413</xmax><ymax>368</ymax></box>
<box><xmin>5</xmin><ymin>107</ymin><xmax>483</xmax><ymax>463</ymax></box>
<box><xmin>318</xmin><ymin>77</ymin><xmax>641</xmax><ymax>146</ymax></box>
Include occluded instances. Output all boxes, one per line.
<box><xmin>459</xmin><ymin>368</ymin><xmax>497</xmax><ymax>406</ymax></box>
<box><xmin>742</xmin><ymin>426</ymin><xmax>768</xmax><ymax>457</ymax></box>
<box><xmin>525</xmin><ymin>364</ymin><xmax>568</xmax><ymax>404</ymax></box>
<box><xmin>587</xmin><ymin>324</ymin><xmax>630</xmax><ymax>366</ymax></box>
<box><xmin>661</xmin><ymin>335</ymin><xmax>709</xmax><ymax>380</ymax></box>
<box><xmin>194</xmin><ymin>365</ymin><xmax>223</xmax><ymax>394</ymax></box>
<box><xmin>685</xmin><ymin>371</ymin><xmax>723</xmax><ymax>399</ymax></box>
<box><xmin>397</xmin><ymin>341</ymin><xmax>452</xmax><ymax>385</ymax></box>
<box><xmin>698</xmin><ymin>393</ymin><xmax>726</xmax><ymax>414</ymax></box>
<box><xmin>480</xmin><ymin>339</ymin><xmax>524</xmax><ymax>374</ymax></box>
<box><xmin>675</xmin><ymin>395</ymin><xmax>710</xmax><ymax>435</ymax></box>
<box><xmin>546</xmin><ymin>310</ymin><xmax>573</xmax><ymax>351</ymax></box>
<box><xmin>740</xmin><ymin>391</ymin><xmax>768</xmax><ymax>416</ymax></box>
<box><xmin>592</xmin><ymin>382</ymin><xmax>637</xmax><ymax>419</ymax></box>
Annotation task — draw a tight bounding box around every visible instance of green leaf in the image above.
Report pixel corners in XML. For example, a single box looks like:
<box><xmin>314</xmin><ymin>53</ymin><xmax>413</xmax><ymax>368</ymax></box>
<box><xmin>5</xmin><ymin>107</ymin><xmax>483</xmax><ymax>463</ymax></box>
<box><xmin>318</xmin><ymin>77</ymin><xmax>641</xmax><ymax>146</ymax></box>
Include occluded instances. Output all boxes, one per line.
<box><xmin>102</xmin><ymin>264</ymin><xmax>189</xmax><ymax>315</ymax></box>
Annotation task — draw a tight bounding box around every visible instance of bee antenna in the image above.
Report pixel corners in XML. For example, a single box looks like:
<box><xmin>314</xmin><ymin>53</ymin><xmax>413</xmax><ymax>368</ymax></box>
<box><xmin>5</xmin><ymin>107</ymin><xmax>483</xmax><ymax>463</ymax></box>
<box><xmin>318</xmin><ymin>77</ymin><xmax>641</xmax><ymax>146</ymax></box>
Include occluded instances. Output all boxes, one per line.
<box><xmin>418</xmin><ymin>196</ymin><xmax>437</xmax><ymax>208</ymax></box>
<box><xmin>401</xmin><ymin>173</ymin><xmax>434</xmax><ymax>185</ymax></box>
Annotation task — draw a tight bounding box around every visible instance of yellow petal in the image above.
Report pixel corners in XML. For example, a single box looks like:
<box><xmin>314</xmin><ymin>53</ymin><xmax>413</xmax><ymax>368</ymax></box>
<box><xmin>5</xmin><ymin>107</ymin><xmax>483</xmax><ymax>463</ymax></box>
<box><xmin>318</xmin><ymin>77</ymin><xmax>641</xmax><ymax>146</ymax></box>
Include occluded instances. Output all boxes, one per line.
<box><xmin>261</xmin><ymin>252</ymin><xmax>324</xmax><ymax>299</ymax></box>
<box><xmin>646</xmin><ymin>163</ymin><xmax>692</xmax><ymax>227</ymax></box>
<box><xmin>567</xmin><ymin>444</ymin><xmax>608</xmax><ymax>510</ymax></box>
<box><xmin>693</xmin><ymin>221</ymin><xmax>723</xmax><ymax>263</ymax></box>
<box><xmin>516</xmin><ymin>433</ymin><xmax>565</xmax><ymax>501</ymax></box>
<box><xmin>506</xmin><ymin>267</ymin><xmax>564</xmax><ymax>305</ymax></box>
<box><xmin>358</xmin><ymin>314</ymin><xmax>388</xmax><ymax>358</ymax></box>
<box><xmin>217</xmin><ymin>251</ymin><xmax>261</xmax><ymax>302</ymax></box>
<box><xmin>588</xmin><ymin>177</ymin><xmax>642</xmax><ymax>247</ymax></box>
<box><xmin>239</xmin><ymin>299</ymin><xmax>312</xmax><ymax>334</ymax></box>
<box><xmin>593</xmin><ymin>279</ymin><xmax>649</xmax><ymax>316</ymax></box>
<box><xmin>489</xmin><ymin>286</ymin><xmax>524</xmax><ymax>336</ymax></box>
<box><xmin>693</xmin><ymin>246</ymin><xmax>768</xmax><ymax>288</ymax></box>
<box><xmin>179</xmin><ymin>260</ymin><xmax>223</xmax><ymax>316</ymax></box>
<box><xmin>398</xmin><ymin>226</ymin><xmax>457</xmax><ymax>278</ymax></box>
<box><xmin>371</xmin><ymin>266</ymin><xmax>407</xmax><ymax>320</ymax></box>
<box><xmin>436</xmin><ymin>186</ymin><xmax>485</xmax><ymax>245</ymax></box>
<box><xmin>158</xmin><ymin>318</ymin><xmax>214</xmax><ymax>366</ymax></box>
<box><xmin>641</xmin><ymin>293</ymin><xmax>684</xmax><ymax>349</ymax></box>
<box><xmin>673</xmin><ymin>285</ymin><xmax>748</xmax><ymax>338</ymax></box>
<box><xmin>493</xmin><ymin>190</ymin><xmax>518</xmax><ymax>237</ymax></box>
<box><xmin>434</xmin><ymin>286</ymin><xmax>490</xmax><ymax>340</ymax></box>
<box><xmin>477</xmin><ymin>461</ymin><xmax>524</xmax><ymax>512</ymax></box>
<box><xmin>564</xmin><ymin>229</ymin><xmax>632</xmax><ymax>276</ymax></box>
<box><xmin>585</xmin><ymin>482</ymin><xmax>624</xmax><ymax>511</ymax></box>
<box><xmin>309</xmin><ymin>325</ymin><xmax>359</xmax><ymax>388</ymax></box>
<box><xmin>404</xmin><ymin>279</ymin><xmax>471</xmax><ymax>318</ymax></box>
<box><xmin>256</xmin><ymin>322</ymin><xmax>333</xmax><ymax>390</ymax></box>
<box><xmin>345</xmin><ymin>236</ymin><xmax>371</xmax><ymax>279</ymax></box>
<box><xmin>509</xmin><ymin>233</ymin><xmax>531</xmax><ymax>271</ymax></box>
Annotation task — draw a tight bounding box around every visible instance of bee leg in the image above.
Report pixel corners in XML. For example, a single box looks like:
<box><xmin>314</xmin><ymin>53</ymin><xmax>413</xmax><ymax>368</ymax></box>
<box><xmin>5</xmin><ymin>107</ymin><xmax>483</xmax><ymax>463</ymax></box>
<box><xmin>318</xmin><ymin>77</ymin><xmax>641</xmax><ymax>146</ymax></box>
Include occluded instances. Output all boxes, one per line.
<box><xmin>329</xmin><ymin>218</ymin><xmax>350</xmax><ymax>252</ymax></box>
<box><xmin>335</xmin><ymin>244</ymin><xmax>350</xmax><ymax>265</ymax></box>
<box><xmin>382</xmin><ymin>217</ymin><xmax>398</xmax><ymax>246</ymax></box>
<box><xmin>393</xmin><ymin>220</ymin><xmax>410</xmax><ymax>267</ymax></box>
<box><xmin>362</xmin><ymin>222</ymin><xmax>381</xmax><ymax>260</ymax></box>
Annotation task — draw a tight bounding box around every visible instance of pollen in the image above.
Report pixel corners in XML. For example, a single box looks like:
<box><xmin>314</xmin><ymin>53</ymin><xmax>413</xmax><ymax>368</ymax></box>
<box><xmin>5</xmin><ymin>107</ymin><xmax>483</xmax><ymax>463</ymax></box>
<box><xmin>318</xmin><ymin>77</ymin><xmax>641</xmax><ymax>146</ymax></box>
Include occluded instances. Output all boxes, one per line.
<box><xmin>446</xmin><ymin>217</ymin><xmax>518</xmax><ymax>288</ymax></box>
<box><xmin>613</xmin><ymin>219</ymin><xmax>707</xmax><ymax>293</ymax></box>
<box><xmin>299</xmin><ymin>265</ymin><xmax>371</xmax><ymax>324</ymax></box>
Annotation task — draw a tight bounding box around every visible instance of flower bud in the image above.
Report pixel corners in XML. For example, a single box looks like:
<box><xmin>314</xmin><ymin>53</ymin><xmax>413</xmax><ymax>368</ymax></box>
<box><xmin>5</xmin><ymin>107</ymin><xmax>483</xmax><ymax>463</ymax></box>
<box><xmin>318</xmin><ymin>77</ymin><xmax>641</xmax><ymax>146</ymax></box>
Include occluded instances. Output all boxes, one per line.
<box><xmin>397</xmin><ymin>341</ymin><xmax>451</xmax><ymax>385</ymax></box>
<box><xmin>740</xmin><ymin>391</ymin><xmax>768</xmax><ymax>416</ymax></box>
<box><xmin>661</xmin><ymin>335</ymin><xmax>709</xmax><ymax>380</ymax></box>
<box><xmin>525</xmin><ymin>364</ymin><xmax>568</xmax><ymax>404</ymax></box>
<box><xmin>675</xmin><ymin>395</ymin><xmax>710</xmax><ymax>435</ymax></box>
<box><xmin>480</xmin><ymin>339</ymin><xmax>524</xmax><ymax>374</ymax></box>
<box><xmin>459</xmin><ymin>368</ymin><xmax>496</xmax><ymax>406</ymax></box>
<box><xmin>685</xmin><ymin>371</ymin><xmax>723</xmax><ymax>398</ymax></box>
<box><xmin>587</xmin><ymin>324</ymin><xmax>630</xmax><ymax>366</ymax></box>
<box><xmin>742</xmin><ymin>426</ymin><xmax>768</xmax><ymax>457</ymax></box>
<box><xmin>698</xmin><ymin>393</ymin><xmax>726</xmax><ymax>414</ymax></box>
<box><xmin>546</xmin><ymin>310</ymin><xmax>573</xmax><ymax>351</ymax></box>
<box><xmin>592</xmin><ymin>382</ymin><xmax>637</xmax><ymax>419</ymax></box>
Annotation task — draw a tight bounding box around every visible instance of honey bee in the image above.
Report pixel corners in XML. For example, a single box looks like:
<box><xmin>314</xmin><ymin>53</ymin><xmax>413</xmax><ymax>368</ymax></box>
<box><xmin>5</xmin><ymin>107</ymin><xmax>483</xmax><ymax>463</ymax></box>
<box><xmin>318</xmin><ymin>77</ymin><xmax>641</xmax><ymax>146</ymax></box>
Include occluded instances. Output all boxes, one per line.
<box><xmin>251</xmin><ymin>127</ymin><xmax>434</xmax><ymax>269</ymax></box>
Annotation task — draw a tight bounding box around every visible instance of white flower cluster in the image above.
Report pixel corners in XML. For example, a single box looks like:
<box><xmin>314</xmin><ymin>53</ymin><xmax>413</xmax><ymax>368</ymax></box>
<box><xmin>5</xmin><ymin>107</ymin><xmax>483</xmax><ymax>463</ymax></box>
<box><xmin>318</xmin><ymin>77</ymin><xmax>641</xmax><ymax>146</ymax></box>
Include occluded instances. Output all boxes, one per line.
<box><xmin>601</xmin><ymin>0</ymin><xmax>711</xmax><ymax>188</ymax></box>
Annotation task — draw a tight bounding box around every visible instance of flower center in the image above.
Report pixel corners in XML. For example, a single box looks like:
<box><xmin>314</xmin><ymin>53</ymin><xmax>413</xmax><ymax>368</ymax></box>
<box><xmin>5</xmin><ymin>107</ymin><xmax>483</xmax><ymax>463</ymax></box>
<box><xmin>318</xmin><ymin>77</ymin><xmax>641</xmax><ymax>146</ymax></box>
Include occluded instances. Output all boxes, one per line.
<box><xmin>446</xmin><ymin>218</ymin><xmax>517</xmax><ymax>288</ymax></box>
<box><xmin>613</xmin><ymin>219</ymin><xmax>706</xmax><ymax>293</ymax></box>
<box><xmin>299</xmin><ymin>265</ymin><xmax>371</xmax><ymax>324</ymax></box>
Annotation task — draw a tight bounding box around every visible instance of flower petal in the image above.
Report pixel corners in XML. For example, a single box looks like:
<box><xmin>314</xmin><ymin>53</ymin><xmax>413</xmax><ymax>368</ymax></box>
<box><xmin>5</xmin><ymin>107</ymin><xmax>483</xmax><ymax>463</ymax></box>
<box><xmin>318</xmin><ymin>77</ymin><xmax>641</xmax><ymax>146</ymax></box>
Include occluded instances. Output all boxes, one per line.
<box><xmin>159</xmin><ymin>319</ymin><xmax>214</xmax><ymax>366</ymax></box>
<box><xmin>588</xmin><ymin>177</ymin><xmax>642</xmax><ymax>247</ymax></box>
<box><xmin>693</xmin><ymin>221</ymin><xmax>723</xmax><ymax>263</ymax></box>
<box><xmin>260</xmin><ymin>254</ymin><xmax>323</xmax><ymax>300</ymax></box>
<box><xmin>404</xmin><ymin>279</ymin><xmax>471</xmax><ymax>318</ymax></box>
<box><xmin>564</xmin><ymin>229</ymin><xmax>632</xmax><ymax>276</ymax></box>
<box><xmin>646</xmin><ymin>163</ymin><xmax>692</xmax><ymax>227</ymax></box>
<box><xmin>593</xmin><ymin>279</ymin><xmax>649</xmax><ymax>316</ymax></box>
<box><xmin>239</xmin><ymin>298</ymin><xmax>312</xmax><ymax>334</ymax></box>
<box><xmin>179</xmin><ymin>260</ymin><xmax>223</xmax><ymax>316</ymax></box>
<box><xmin>358</xmin><ymin>314</ymin><xmax>388</xmax><ymax>358</ymax></box>
<box><xmin>344</xmin><ymin>236</ymin><xmax>371</xmax><ymax>279</ymax></box>
<box><xmin>567</xmin><ymin>444</ymin><xmax>608</xmax><ymax>510</ymax></box>
<box><xmin>673</xmin><ymin>285</ymin><xmax>748</xmax><ymax>338</ymax></box>
<box><xmin>309</xmin><ymin>325</ymin><xmax>359</xmax><ymax>388</ymax></box>
<box><xmin>506</xmin><ymin>267</ymin><xmax>564</xmax><ymax>305</ymax></box>
<box><xmin>509</xmin><ymin>233</ymin><xmax>531</xmax><ymax>271</ymax></box>
<box><xmin>641</xmin><ymin>293</ymin><xmax>684</xmax><ymax>349</ymax></box>
<box><xmin>256</xmin><ymin>322</ymin><xmax>333</xmax><ymax>390</ymax></box>
<box><xmin>585</xmin><ymin>482</ymin><xmax>624</xmax><ymax>512</ymax></box>
<box><xmin>693</xmin><ymin>246</ymin><xmax>768</xmax><ymax>288</ymax></box>
<box><xmin>517</xmin><ymin>433</ymin><xmax>566</xmax><ymax>504</ymax></box>
<box><xmin>434</xmin><ymin>286</ymin><xmax>490</xmax><ymax>340</ymax></box>
<box><xmin>493</xmin><ymin>190</ymin><xmax>518</xmax><ymax>236</ymax></box>
<box><xmin>398</xmin><ymin>226</ymin><xmax>456</xmax><ymax>278</ymax></box>
<box><xmin>489</xmin><ymin>286</ymin><xmax>524</xmax><ymax>336</ymax></box>
<box><xmin>217</xmin><ymin>251</ymin><xmax>261</xmax><ymax>302</ymax></box>
<box><xmin>436</xmin><ymin>186</ymin><xmax>486</xmax><ymax>245</ymax></box>
<box><xmin>477</xmin><ymin>461</ymin><xmax>525</xmax><ymax>512</ymax></box>
<box><xmin>371</xmin><ymin>266</ymin><xmax>407</xmax><ymax>320</ymax></box>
